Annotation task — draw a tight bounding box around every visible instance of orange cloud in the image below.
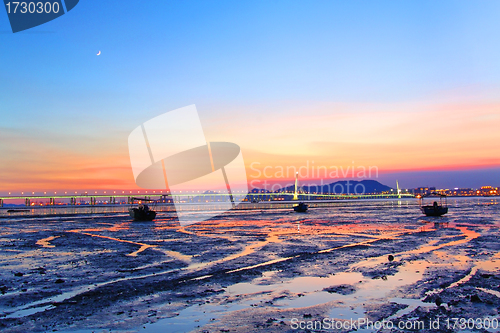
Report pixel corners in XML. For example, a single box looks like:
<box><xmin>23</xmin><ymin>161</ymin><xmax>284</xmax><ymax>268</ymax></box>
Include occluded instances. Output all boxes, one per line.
<box><xmin>0</xmin><ymin>128</ymin><xmax>136</xmax><ymax>192</ymax></box>
<box><xmin>2</xmin><ymin>97</ymin><xmax>499</xmax><ymax>193</ymax></box>
<box><xmin>203</xmin><ymin>99</ymin><xmax>500</xmax><ymax>180</ymax></box>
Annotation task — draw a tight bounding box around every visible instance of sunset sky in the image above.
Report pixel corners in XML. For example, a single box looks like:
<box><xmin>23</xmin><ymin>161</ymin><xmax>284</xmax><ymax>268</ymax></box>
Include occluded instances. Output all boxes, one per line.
<box><xmin>1</xmin><ymin>0</ymin><xmax>500</xmax><ymax>194</ymax></box>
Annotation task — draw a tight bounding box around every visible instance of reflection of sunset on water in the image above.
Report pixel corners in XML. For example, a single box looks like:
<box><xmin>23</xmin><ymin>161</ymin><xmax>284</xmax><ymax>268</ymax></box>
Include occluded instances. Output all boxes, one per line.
<box><xmin>1</xmin><ymin>198</ymin><xmax>500</xmax><ymax>331</ymax></box>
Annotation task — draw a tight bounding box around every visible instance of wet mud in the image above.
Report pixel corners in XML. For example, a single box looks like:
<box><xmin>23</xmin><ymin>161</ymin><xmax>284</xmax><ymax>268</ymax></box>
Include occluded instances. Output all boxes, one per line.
<box><xmin>0</xmin><ymin>198</ymin><xmax>499</xmax><ymax>332</ymax></box>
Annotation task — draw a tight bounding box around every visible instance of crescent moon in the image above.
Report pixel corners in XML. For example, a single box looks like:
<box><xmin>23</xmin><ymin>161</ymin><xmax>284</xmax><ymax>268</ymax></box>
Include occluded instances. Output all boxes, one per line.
<box><xmin>97</xmin><ymin>51</ymin><xmax>101</xmax><ymax>56</ymax></box>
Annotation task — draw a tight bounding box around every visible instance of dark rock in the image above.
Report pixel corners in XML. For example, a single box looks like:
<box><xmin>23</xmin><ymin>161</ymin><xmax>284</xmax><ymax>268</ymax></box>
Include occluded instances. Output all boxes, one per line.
<box><xmin>203</xmin><ymin>288</ymin><xmax>216</xmax><ymax>293</ymax></box>
<box><xmin>435</xmin><ymin>297</ymin><xmax>442</xmax><ymax>306</ymax></box>
<box><xmin>34</xmin><ymin>267</ymin><xmax>46</xmax><ymax>274</ymax></box>
<box><xmin>303</xmin><ymin>313</ymin><xmax>312</xmax><ymax>318</ymax></box>
<box><xmin>55</xmin><ymin>279</ymin><xmax>65</xmax><ymax>284</ymax></box>
<box><xmin>14</xmin><ymin>272</ymin><xmax>23</xmax><ymax>277</ymax></box>
<box><xmin>388</xmin><ymin>255</ymin><xmax>394</xmax><ymax>262</ymax></box>
<box><xmin>323</xmin><ymin>284</ymin><xmax>356</xmax><ymax>295</ymax></box>
<box><xmin>470</xmin><ymin>294</ymin><xmax>482</xmax><ymax>303</ymax></box>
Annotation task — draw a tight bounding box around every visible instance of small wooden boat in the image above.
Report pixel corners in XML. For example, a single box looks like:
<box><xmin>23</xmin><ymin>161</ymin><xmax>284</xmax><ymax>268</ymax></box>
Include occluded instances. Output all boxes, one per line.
<box><xmin>419</xmin><ymin>193</ymin><xmax>448</xmax><ymax>217</ymax></box>
<box><xmin>129</xmin><ymin>205</ymin><xmax>156</xmax><ymax>221</ymax></box>
<box><xmin>129</xmin><ymin>198</ymin><xmax>157</xmax><ymax>221</ymax></box>
<box><xmin>7</xmin><ymin>209</ymin><xmax>30</xmax><ymax>213</ymax></box>
<box><xmin>293</xmin><ymin>202</ymin><xmax>308</xmax><ymax>212</ymax></box>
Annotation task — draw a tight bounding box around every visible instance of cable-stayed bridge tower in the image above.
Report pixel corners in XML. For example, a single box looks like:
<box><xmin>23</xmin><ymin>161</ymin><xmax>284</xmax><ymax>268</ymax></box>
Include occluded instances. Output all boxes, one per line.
<box><xmin>293</xmin><ymin>172</ymin><xmax>299</xmax><ymax>200</ymax></box>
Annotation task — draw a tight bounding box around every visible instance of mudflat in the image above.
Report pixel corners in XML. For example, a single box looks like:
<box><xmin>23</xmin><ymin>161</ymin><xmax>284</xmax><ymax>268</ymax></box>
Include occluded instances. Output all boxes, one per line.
<box><xmin>0</xmin><ymin>198</ymin><xmax>499</xmax><ymax>332</ymax></box>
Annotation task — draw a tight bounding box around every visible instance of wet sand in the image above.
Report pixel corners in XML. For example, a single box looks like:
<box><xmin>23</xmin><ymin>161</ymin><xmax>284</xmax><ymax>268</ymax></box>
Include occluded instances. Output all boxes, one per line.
<box><xmin>0</xmin><ymin>198</ymin><xmax>499</xmax><ymax>332</ymax></box>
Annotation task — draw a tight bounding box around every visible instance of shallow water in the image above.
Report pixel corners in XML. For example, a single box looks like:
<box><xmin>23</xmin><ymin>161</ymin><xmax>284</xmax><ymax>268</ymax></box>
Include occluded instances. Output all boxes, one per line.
<box><xmin>1</xmin><ymin>197</ymin><xmax>499</xmax><ymax>332</ymax></box>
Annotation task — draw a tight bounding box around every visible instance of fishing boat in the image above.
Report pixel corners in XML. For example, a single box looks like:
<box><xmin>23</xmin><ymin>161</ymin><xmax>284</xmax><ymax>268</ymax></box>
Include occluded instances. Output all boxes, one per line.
<box><xmin>129</xmin><ymin>198</ymin><xmax>157</xmax><ymax>221</ymax></box>
<box><xmin>419</xmin><ymin>193</ymin><xmax>448</xmax><ymax>217</ymax></box>
<box><xmin>293</xmin><ymin>202</ymin><xmax>308</xmax><ymax>212</ymax></box>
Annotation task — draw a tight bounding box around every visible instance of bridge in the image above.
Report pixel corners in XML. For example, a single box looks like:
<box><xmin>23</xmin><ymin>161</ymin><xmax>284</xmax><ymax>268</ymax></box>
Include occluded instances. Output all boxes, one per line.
<box><xmin>0</xmin><ymin>178</ymin><xmax>413</xmax><ymax>207</ymax></box>
<box><xmin>0</xmin><ymin>192</ymin><xmax>413</xmax><ymax>207</ymax></box>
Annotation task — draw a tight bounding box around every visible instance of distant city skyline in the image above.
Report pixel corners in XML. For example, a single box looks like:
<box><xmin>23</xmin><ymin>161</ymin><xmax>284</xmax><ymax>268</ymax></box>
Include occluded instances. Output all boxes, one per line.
<box><xmin>1</xmin><ymin>1</ymin><xmax>500</xmax><ymax>193</ymax></box>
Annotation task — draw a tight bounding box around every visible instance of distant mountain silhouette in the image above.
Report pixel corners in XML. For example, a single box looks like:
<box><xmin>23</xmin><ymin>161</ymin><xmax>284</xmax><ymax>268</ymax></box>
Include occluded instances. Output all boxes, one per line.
<box><xmin>301</xmin><ymin>179</ymin><xmax>392</xmax><ymax>194</ymax></box>
<box><xmin>252</xmin><ymin>179</ymin><xmax>392</xmax><ymax>195</ymax></box>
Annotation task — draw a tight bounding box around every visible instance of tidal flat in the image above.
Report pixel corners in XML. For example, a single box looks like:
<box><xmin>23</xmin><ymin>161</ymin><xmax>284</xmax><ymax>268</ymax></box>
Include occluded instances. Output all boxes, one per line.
<box><xmin>0</xmin><ymin>198</ymin><xmax>499</xmax><ymax>332</ymax></box>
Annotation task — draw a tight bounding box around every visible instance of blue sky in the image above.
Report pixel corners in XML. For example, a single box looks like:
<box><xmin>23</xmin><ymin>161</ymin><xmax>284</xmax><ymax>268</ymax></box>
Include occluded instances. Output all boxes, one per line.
<box><xmin>1</xmin><ymin>0</ymin><xmax>500</xmax><ymax>191</ymax></box>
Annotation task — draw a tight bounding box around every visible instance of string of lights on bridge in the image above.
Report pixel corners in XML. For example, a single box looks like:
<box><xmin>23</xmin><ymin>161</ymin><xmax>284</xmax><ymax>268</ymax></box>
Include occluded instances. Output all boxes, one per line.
<box><xmin>0</xmin><ymin>189</ymin><xmax>412</xmax><ymax>207</ymax></box>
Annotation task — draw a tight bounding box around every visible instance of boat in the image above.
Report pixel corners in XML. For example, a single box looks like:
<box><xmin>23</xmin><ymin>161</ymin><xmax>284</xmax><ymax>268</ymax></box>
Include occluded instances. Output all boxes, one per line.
<box><xmin>6</xmin><ymin>209</ymin><xmax>30</xmax><ymax>213</ymax></box>
<box><xmin>129</xmin><ymin>204</ymin><xmax>156</xmax><ymax>221</ymax></box>
<box><xmin>419</xmin><ymin>193</ymin><xmax>448</xmax><ymax>217</ymax></box>
<box><xmin>293</xmin><ymin>202</ymin><xmax>308</xmax><ymax>212</ymax></box>
<box><xmin>129</xmin><ymin>198</ymin><xmax>157</xmax><ymax>221</ymax></box>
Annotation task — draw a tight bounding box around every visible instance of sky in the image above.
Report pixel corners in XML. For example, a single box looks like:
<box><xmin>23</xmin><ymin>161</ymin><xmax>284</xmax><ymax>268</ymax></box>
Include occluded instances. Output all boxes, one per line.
<box><xmin>1</xmin><ymin>0</ymin><xmax>500</xmax><ymax>194</ymax></box>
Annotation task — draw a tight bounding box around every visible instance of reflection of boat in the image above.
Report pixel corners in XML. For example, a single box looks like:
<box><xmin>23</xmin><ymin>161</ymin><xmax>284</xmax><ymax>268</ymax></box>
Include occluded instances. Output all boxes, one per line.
<box><xmin>419</xmin><ymin>193</ymin><xmax>448</xmax><ymax>216</ymax></box>
<box><xmin>293</xmin><ymin>202</ymin><xmax>308</xmax><ymax>212</ymax></box>
<box><xmin>129</xmin><ymin>198</ymin><xmax>157</xmax><ymax>221</ymax></box>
